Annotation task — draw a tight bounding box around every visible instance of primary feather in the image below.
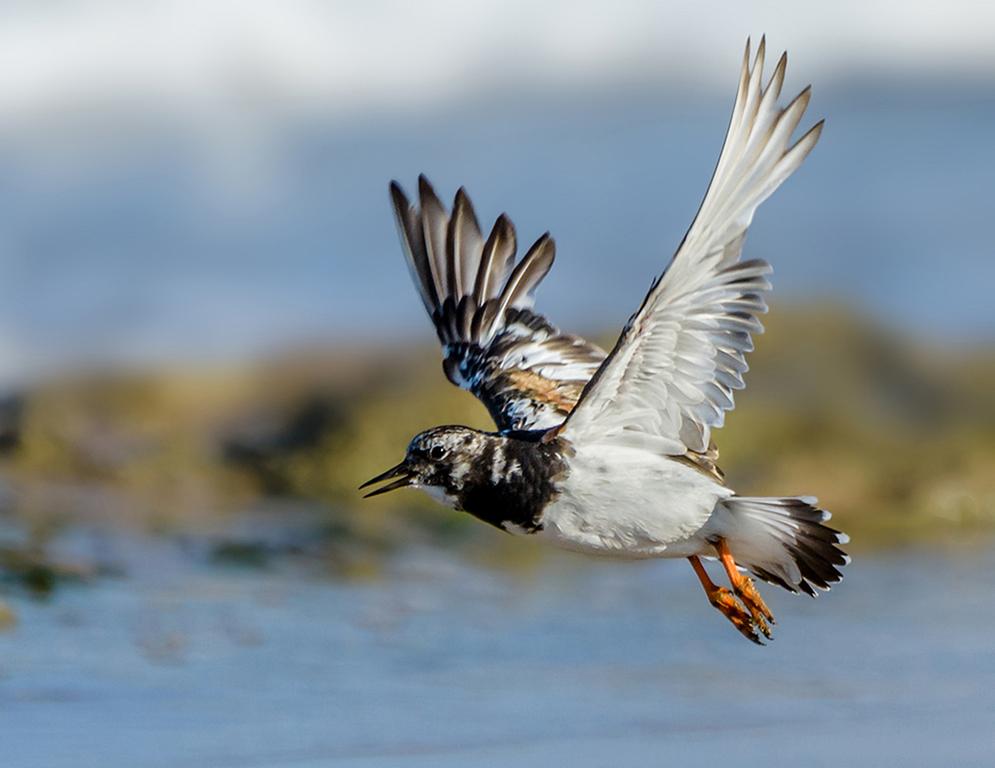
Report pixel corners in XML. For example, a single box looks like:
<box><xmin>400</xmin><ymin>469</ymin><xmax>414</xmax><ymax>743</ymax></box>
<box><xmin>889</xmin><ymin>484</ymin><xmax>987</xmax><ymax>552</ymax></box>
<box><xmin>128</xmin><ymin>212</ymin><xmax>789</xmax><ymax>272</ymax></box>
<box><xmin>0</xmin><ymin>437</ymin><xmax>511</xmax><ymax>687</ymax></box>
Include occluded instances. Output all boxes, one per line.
<box><xmin>389</xmin><ymin>176</ymin><xmax>605</xmax><ymax>432</ymax></box>
<box><xmin>563</xmin><ymin>36</ymin><xmax>823</xmax><ymax>455</ymax></box>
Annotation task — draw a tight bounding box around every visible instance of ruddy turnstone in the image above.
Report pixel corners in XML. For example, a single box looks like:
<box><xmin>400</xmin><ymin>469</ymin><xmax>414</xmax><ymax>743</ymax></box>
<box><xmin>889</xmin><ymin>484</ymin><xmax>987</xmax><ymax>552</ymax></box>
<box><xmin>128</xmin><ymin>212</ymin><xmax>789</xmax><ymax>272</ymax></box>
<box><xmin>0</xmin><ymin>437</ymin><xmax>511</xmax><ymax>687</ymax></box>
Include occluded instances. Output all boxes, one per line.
<box><xmin>362</xmin><ymin>38</ymin><xmax>849</xmax><ymax>644</ymax></box>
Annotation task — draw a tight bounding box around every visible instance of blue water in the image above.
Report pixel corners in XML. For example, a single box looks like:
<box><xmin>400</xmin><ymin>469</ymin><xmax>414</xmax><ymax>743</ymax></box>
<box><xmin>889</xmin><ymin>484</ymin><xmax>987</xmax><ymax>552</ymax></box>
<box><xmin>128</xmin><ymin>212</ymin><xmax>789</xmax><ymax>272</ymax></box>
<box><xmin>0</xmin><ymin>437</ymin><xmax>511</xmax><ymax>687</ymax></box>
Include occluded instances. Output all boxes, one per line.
<box><xmin>2</xmin><ymin>527</ymin><xmax>994</xmax><ymax>767</ymax></box>
<box><xmin>1</xmin><ymin>85</ymin><xmax>994</xmax><ymax>384</ymax></box>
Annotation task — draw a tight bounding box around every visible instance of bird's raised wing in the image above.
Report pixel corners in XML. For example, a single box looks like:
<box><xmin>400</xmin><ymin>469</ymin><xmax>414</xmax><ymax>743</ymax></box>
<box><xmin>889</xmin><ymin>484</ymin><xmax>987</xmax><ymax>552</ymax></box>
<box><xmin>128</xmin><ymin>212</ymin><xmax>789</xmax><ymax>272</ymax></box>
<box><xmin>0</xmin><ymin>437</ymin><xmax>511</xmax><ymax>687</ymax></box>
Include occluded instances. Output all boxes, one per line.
<box><xmin>390</xmin><ymin>176</ymin><xmax>605</xmax><ymax>433</ymax></box>
<box><xmin>562</xmin><ymin>38</ymin><xmax>822</xmax><ymax>457</ymax></box>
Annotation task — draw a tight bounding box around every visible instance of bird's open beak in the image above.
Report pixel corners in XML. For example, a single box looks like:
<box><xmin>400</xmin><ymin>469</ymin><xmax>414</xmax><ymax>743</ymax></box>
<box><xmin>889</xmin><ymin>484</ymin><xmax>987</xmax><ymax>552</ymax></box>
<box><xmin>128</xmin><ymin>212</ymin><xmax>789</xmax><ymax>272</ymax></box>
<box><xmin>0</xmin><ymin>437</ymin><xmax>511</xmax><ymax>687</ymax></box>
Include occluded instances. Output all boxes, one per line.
<box><xmin>359</xmin><ymin>460</ymin><xmax>414</xmax><ymax>498</ymax></box>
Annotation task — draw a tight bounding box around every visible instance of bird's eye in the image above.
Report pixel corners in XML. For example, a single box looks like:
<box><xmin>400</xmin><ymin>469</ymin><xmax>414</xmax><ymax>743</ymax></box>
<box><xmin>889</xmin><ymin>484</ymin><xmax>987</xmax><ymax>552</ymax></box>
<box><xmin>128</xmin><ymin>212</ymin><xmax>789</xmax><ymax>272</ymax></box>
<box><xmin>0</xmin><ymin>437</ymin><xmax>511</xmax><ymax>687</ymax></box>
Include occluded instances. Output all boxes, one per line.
<box><xmin>429</xmin><ymin>445</ymin><xmax>446</xmax><ymax>460</ymax></box>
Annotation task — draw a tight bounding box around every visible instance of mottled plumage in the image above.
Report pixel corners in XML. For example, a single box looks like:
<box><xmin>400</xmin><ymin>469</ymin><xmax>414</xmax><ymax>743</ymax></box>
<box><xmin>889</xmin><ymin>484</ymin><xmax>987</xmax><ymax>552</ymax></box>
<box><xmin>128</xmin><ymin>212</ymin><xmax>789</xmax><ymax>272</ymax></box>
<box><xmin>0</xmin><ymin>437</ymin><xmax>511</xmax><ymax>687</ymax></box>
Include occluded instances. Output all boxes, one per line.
<box><xmin>413</xmin><ymin>426</ymin><xmax>568</xmax><ymax>533</ymax></box>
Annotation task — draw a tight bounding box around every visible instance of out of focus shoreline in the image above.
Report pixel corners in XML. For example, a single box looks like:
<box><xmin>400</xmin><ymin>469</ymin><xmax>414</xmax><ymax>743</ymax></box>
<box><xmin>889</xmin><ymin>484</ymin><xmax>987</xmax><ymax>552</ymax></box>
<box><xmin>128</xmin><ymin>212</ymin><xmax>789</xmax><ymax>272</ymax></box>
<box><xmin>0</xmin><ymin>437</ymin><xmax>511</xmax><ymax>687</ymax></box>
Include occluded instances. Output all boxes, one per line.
<box><xmin>1</xmin><ymin>304</ymin><xmax>993</xmax><ymax>600</ymax></box>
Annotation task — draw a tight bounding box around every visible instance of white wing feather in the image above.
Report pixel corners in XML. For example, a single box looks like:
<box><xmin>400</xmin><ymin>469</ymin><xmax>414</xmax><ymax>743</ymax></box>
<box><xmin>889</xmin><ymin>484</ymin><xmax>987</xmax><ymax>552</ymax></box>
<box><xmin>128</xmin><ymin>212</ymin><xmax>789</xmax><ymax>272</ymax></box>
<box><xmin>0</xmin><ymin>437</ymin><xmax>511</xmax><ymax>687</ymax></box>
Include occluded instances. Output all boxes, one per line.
<box><xmin>563</xmin><ymin>38</ymin><xmax>823</xmax><ymax>454</ymax></box>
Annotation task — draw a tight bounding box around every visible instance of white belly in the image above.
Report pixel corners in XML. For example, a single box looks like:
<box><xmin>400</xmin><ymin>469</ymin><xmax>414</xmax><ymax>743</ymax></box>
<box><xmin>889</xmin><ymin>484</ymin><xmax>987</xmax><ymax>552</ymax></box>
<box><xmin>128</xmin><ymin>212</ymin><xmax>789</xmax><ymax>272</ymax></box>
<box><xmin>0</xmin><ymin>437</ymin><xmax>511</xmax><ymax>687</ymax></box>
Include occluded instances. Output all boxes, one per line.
<box><xmin>535</xmin><ymin>443</ymin><xmax>732</xmax><ymax>558</ymax></box>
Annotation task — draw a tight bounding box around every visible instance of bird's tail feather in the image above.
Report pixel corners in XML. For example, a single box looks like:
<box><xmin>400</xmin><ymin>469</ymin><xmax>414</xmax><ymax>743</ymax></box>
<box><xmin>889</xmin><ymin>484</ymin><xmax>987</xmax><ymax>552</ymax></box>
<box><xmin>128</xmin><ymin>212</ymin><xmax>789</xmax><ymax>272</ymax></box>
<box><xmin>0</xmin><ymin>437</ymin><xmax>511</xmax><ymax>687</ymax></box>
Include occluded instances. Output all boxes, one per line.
<box><xmin>719</xmin><ymin>496</ymin><xmax>849</xmax><ymax>596</ymax></box>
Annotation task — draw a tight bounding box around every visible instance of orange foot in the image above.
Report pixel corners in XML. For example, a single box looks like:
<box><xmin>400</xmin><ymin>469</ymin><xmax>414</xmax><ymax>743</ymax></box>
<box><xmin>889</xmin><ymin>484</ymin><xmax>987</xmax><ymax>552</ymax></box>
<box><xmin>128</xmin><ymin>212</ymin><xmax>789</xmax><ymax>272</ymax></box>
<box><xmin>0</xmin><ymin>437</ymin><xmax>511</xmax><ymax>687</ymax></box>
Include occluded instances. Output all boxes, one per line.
<box><xmin>688</xmin><ymin>555</ymin><xmax>765</xmax><ymax>645</ymax></box>
<box><xmin>715</xmin><ymin>539</ymin><xmax>775</xmax><ymax>640</ymax></box>
<box><xmin>734</xmin><ymin>573</ymin><xmax>775</xmax><ymax>638</ymax></box>
<box><xmin>707</xmin><ymin>583</ymin><xmax>764</xmax><ymax>645</ymax></box>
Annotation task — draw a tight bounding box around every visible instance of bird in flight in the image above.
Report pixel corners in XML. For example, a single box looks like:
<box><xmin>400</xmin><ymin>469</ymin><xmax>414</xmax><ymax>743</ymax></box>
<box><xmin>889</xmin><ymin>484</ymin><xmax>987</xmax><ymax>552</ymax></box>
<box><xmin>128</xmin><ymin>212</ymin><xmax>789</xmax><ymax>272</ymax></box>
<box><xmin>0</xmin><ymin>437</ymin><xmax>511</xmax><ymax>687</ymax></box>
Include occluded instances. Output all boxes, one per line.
<box><xmin>361</xmin><ymin>38</ymin><xmax>849</xmax><ymax>644</ymax></box>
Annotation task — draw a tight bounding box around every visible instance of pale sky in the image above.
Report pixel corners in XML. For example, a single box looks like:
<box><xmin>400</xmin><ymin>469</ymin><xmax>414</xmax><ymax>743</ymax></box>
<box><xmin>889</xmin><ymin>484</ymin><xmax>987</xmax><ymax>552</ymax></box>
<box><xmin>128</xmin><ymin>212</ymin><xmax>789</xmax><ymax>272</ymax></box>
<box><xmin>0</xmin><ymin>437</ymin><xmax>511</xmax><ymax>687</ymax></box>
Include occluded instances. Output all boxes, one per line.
<box><xmin>0</xmin><ymin>0</ymin><xmax>993</xmax><ymax>131</ymax></box>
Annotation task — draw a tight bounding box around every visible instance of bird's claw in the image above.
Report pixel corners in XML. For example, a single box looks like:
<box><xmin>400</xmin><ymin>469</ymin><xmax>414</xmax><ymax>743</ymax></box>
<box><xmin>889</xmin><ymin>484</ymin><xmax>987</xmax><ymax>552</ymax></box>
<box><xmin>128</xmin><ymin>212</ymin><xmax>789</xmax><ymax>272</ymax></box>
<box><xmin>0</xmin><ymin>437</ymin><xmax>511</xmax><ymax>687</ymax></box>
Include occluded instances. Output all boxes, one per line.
<box><xmin>708</xmin><ymin>586</ymin><xmax>765</xmax><ymax>645</ymax></box>
<box><xmin>734</xmin><ymin>576</ymin><xmax>775</xmax><ymax>640</ymax></box>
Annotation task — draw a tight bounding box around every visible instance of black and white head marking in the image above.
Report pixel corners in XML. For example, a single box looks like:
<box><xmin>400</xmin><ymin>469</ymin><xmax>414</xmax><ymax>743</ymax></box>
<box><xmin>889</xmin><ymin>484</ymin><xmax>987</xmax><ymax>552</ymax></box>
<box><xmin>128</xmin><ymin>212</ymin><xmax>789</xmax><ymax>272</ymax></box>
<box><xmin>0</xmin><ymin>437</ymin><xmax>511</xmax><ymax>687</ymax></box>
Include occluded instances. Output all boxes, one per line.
<box><xmin>403</xmin><ymin>426</ymin><xmax>486</xmax><ymax>505</ymax></box>
<box><xmin>369</xmin><ymin>425</ymin><xmax>569</xmax><ymax>534</ymax></box>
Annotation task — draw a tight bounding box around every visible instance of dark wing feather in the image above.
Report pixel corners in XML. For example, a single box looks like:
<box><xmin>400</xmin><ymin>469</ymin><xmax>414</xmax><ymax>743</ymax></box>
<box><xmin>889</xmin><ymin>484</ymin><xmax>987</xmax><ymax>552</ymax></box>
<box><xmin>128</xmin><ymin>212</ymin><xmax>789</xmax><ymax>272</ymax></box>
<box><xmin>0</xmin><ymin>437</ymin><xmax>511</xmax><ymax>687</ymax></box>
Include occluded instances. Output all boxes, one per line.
<box><xmin>473</xmin><ymin>214</ymin><xmax>516</xmax><ymax>306</ymax></box>
<box><xmin>389</xmin><ymin>176</ymin><xmax>605</xmax><ymax>432</ymax></box>
<box><xmin>389</xmin><ymin>183</ymin><xmax>437</xmax><ymax>314</ymax></box>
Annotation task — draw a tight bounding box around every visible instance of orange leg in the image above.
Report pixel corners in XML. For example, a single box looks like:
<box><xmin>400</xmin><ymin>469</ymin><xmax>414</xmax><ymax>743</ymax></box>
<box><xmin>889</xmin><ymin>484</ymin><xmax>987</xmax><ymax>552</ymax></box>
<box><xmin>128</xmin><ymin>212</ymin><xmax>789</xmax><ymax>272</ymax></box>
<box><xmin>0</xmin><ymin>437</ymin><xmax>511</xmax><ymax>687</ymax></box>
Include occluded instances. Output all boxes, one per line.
<box><xmin>688</xmin><ymin>555</ymin><xmax>763</xmax><ymax>645</ymax></box>
<box><xmin>714</xmin><ymin>538</ymin><xmax>774</xmax><ymax>639</ymax></box>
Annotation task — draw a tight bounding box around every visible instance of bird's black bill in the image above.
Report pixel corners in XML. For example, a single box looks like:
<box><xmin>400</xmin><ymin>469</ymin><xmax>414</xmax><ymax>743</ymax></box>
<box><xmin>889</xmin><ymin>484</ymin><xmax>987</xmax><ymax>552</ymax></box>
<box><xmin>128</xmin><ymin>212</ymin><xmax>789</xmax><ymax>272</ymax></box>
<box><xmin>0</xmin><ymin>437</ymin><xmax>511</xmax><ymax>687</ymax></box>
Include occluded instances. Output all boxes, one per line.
<box><xmin>359</xmin><ymin>461</ymin><xmax>413</xmax><ymax>498</ymax></box>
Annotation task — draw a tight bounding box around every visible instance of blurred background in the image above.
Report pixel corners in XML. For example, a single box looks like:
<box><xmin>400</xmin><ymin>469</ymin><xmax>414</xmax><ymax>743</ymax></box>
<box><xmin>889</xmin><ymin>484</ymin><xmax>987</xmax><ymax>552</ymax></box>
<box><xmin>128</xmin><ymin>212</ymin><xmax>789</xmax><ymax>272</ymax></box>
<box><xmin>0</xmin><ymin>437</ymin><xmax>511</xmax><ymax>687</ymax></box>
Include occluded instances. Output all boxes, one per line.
<box><xmin>1</xmin><ymin>2</ymin><xmax>994</xmax><ymax>766</ymax></box>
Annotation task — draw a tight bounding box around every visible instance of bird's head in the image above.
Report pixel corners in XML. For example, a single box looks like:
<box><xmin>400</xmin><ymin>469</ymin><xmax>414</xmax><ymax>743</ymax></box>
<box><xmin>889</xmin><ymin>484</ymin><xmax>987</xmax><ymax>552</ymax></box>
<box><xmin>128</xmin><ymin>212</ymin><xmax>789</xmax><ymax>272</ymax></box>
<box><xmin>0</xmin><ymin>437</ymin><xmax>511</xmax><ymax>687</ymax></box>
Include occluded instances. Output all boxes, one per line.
<box><xmin>359</xmin><ymin>425</ymin><xmax>484</xmax><ymax>507</ymax></box>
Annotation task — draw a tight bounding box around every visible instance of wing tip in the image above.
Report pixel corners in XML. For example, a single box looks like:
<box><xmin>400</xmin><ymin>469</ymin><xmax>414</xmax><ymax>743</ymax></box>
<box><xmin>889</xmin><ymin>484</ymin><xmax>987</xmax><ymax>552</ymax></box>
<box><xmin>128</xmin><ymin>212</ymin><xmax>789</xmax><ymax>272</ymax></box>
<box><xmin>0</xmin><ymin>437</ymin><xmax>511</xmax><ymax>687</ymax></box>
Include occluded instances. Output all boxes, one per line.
<box><xmin>418</xmin><ymin>174</ymin><xmax>442</xmax><ymax>207</ymax></box>
<box><xmin>494</xmin><ymin>212</ymin><xmax>515</xmax><ymax>237</ymax></box>
<box><xmin>755</xmin><ymin>34</ymin><xmax>766</xmax><ymax>70</ymax></box>
<box><xmin>451</xmin><ymin>186</ymin><xmax>470</xmax><ymax>217</ymax></box>
<box><xmin>526</xmin><ymin>231</ymin><xmax>557</xmax><ymax>268</ymax></box>
<box><xmin>388</xmin><ymin>179</ymin><xmax>409</xmax><ymax>208</ymax></box>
